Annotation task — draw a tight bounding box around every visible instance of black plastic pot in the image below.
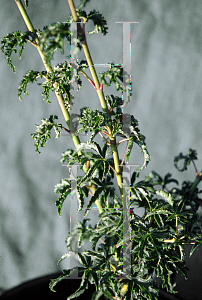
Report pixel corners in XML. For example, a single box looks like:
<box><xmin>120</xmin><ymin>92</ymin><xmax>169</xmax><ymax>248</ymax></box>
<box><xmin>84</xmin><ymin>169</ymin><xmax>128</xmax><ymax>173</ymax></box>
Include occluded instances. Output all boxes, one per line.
<box><xmin>0</xmin><ymin>272</ymin><xmax>180</xmax><ymax>300</ymax></box>
<box><xmin>0</xmin><ymin>272</ymin><xmax>106</xmax><ymax>300</ymax></box>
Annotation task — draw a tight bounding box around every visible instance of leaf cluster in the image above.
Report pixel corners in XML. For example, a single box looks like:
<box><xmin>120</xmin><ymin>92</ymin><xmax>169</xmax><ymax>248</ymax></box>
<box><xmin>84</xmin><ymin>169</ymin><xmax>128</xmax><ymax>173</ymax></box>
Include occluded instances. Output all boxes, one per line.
<box><xmin>99</xmin><ymin>63</ymin><xmax>124</xmax><ymax>92</ymax></box>
<box><xmin>1</xmin><ymin>30</ymin><xmax>33</xmax><ymax>72</ymax></box>
<box><xmin>31</xmin><ymin>115</ymin><xmax>62</xmax><ymax>154</ymax></box>
<box><xmin>174</xmin><ymin>148</ymin><xmax>197</xmax><ymax>172</ymax></box>
<box><xmin>38</xmin><ymin>22</ymin><xmax>71</xmax><ymax>65</ymax></box>
<box><xmin>18</xmin><ymin>60</ymin><xmax>82</xmax><ymax>106</ymax></box>
<box><xmin>51</xmin><ymin>148</ymin><xmax>202</xmax><ymax>299</ymax></box>
<box><xmin>66</xmin><ymin>9</ymin><xmax>108</xmax><ymax>36</ymax></box>
<box><xmin>38</xmin><ymin>9</ymin><xmax>108</xmax><ymax>66</ymax></box>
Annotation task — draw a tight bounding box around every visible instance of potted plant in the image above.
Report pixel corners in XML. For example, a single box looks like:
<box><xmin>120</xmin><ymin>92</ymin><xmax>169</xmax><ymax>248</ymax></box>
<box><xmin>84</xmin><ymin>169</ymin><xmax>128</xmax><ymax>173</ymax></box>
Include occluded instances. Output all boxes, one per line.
<box><xmin>1</xmin><ymin>0</ymin><xmax>202</xmax><ymax>299</ymax></box>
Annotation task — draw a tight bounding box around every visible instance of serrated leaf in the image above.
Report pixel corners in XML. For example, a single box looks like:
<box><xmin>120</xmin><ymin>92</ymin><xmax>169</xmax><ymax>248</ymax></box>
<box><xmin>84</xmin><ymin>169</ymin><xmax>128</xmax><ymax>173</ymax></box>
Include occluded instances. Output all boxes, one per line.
<box><xmin>125</xmin><ymin>138</ymin><xmax>134</xmax><ymax>163</ymax></box>
<box><xmin>156</xmin><ymin>190</ymin><xmax>174</xmax><ymax>206</ymax></box>
<box><xmin>86</xmin><ymin>10</ymin><xmax>108</xmax><ymax>35</ymax></box>
<box><xmin>18</xmin><ymin>70</ymin><xmax>46</xmax><ymax>100</ymax></box>
<box><xmin>76</xmin><ymin>141</ymin><xmax>101</xmax><ymax>156</ymax></box>
<box><xmin>67</xmin><ymin>272</ymin><xmax>90</xmax><ymax>300</ymax></box>
<box><xmin>100</xmin><ymin>271</ymin><xmax>113</xmax><ymax>285</ymax></box>
<box><xmin>39</xmin><ymin>22</ymin><xmax>71</xmax><ymax>65</ymax></box>
<box><xmin>54</xmin><ymin>178</ymin><xmax>71</xmax><ymax>216</ymax></box>
<box><xmin>174</xmin><ymin>149</ymin><xmax>198</xmax><ymax>172</ymax></box>
<box><xmin>1</xmin><ymin>31</ymin><xmax>30</xmax><ymax>72</ymax></box>
<box><xmin>49</xmin><ymin>268</ymin><xmax>76</xmax><ymax>292</ymax></box>
<box><xmin>99</xmin><ymin>63</ymin><xmax>123</xmax><ymax>92</ymax></box>
<box><xmin>31</xmin><ymin>115</ymin><xmax>62</xmax><ymax>153</ymax></box>
<box><xmin>77</xmin><ymin>107</ymin><xmax>106</xmax><ymax>135</ymax></box>
<box><xmin>189</xmin><ymin>240</ymin><xmax>202</xmax><ymax>257</ymax></box>
<box><xmin>84</xmin><ymin>187</ymin><xmax>102</xmax><ymax>217</ymax></box>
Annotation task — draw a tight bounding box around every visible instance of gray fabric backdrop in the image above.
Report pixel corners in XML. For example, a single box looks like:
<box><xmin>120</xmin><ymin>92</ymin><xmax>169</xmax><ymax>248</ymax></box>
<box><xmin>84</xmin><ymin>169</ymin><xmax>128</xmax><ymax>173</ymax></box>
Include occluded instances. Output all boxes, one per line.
<box><xmin>1</xmin><ymin>0</ymin><xmax>202</xmax><ymax>299</ymax></box>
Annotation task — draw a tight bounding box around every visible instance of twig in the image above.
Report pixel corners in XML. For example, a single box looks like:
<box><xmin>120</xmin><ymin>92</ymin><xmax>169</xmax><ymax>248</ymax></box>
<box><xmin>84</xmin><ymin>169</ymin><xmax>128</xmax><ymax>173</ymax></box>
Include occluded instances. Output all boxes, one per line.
<box><xmin>27</xmin><ymin>39</ymin><xmax>38</xmax><ymax>47</ymax></box>
<box><xmin>102</xmin><ymin>130</ymin><xmax>111</xmax><ymax>137</ymax></box>
<box><xmin>116</xmin><ymin>138</ymin><xmax>129</xmax><ymax>147</ymax></box>
<box><xmin>79</xmin><ymin>70</ymin><xmax>103</xmax><ymax>90</ymax></box>
<box><xmin>192</xmin><ymin>160</ymin><xmax>199</xmax><ymax>176</ymax></box>
<box><xmin>99</xmin><ymin>132</ymin><xmax>110</xmax><ymax>145</ymax></box>
<box><xmin>120</xmin><ymin>145</ymin><xmax>128</xmax><ymax>166</ymax></box>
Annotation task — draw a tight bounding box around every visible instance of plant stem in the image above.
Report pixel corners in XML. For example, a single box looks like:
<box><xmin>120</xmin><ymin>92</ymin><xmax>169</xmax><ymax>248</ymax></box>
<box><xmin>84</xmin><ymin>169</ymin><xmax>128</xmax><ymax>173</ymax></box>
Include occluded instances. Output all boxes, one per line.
<box><xmin>15</xmin><ymin>0</ymin><xmax>103</xmax><ymax>214</ymax></box>
<box><xmin>79</xmin><ymin>70</ymin><xmax>95</xmax><ymax>86</ymax></box>
<box><xmin>176</xmin><ymin>215</ymin><xmax>178</xmax><ymax>235</ymax></box>
<box><xmin>15</xmin><ymin>0</ymin><xmax>34</xmax><ymax>32</ymax></box>
<box><xmin>14</xmin><ymin>1</ymin><xmax>71</xmax><ymax>125</ymax></box>
<box><xmin>190</xmin><ymin>171</ymin><xmax>202</xmax><ymax>193</ymax></box>
<box><xmin>67</xmin><ymin>0</ymin><xmax>106</xmax><ymax>108</ymax></box>
<box><xmin>67</xmin><ymin>0</ymin><xmax>123</xmax><ymax>197</ymax></box>
<box><xmin>110</xmin><ymin>138</ymin><xmax>123</xmax><ymax>196</ymax></box>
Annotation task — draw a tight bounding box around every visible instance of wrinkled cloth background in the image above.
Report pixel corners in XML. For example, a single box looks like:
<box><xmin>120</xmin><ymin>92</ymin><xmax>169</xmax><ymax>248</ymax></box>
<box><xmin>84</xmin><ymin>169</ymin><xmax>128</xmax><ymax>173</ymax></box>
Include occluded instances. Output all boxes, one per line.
<box><xmin>0</xmin><ymin>0</ymin><xmax>202</xmax><ymax>299</ymax></box>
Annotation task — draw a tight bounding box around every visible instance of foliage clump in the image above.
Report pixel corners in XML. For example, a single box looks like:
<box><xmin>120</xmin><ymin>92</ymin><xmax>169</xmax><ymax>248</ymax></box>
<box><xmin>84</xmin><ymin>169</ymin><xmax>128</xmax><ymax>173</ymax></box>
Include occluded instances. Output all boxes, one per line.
<box><xmin>1</xmin><ymin>1</ymin><xmax>202</xmax><ymax>299</ymax></box>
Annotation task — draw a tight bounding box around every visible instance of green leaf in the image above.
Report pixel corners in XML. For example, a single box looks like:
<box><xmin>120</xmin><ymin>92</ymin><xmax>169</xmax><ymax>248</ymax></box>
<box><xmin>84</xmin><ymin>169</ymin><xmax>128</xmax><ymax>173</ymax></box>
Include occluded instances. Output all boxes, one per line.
<box><xmin>145</xmin><ymin>171</ymin><xmax>163</xmax><ymax>187</ymax></box>
<box><xmin>1</xmin><ymin>31</ymin><xmax>30</xmax><ymax>72</ymax></box>
<box><xmin>105</xmin><ymin>94</ymin><xmax>123</xmax><ymax>111</ymax></box>
<box><xmin>102</xmin><ymin>286</ymin><xmax>116</xmax><ymax>299</ymax></box>
<box><xmin>61</xmin><ymin>148</ymin><xmax>82</xmax><ymax>168</ymax></box>
<box><xmin>24</xmin><ymin>0</ymin><xmax>28</xmax><ymax>8</ymax></box>
<box><xmin>77</xmin><ymin>107</ymin><xmax>107</xmax><ymax>135</ymax></box>
<box><xmin>131</xmin><ymin>171</ymin><xmax>139</xmax><ymax>186</ymax></box>
<box><xmin>18</xmin><ymin>70</ymin><xmax>45</xmax><ymax>100</ymax></box>
<box><xmin>49</xmin><ymin>268</ymin><xmax>77</xmax><ymax>292</ymax></box>
<box><xmin>86</xmin><ymin>10</ymin><xmax>108</xmax><ymax>35</ymax></box>
<box><xmin>17</xmin><ymin>61</ymin><xmax>77</xmax><ymax>104</ymax></box>
<box><xmin>54</xmin><ymin>178</ymin><xmax>71</xmax><ymax>216</ymax></box>
<box><xmin>145</xmin><ymin>209</ymin><xmax>172</xmax><ymax>227</ymax></box>
<box><xmin>78</xmin><ymin>163</ymin><xmax>98</xmax><ymax>186</ymax></box>
<box><xmin>125</xmin><ymin>137</ymin><xmax>134</xmax><ymax>163</ymax></box>
<box><xmin>84</xmin><ymin>187</ymin><xmax>102</xmax><ymax>217</ymax></box>
<box><xmin>91</xmin><ymin>271</ymin><xmax>99</xmax><ymax>290</ymax></box>
<box><xmin>156</xmin><ymin>190</ymin><xmax>174</xmax><ymax>207</ymax></box>
<box><xmin>65</xmin><ymin>219</ymin><xmax>92</xmax><ymax>249</ymax></box>
<box><xmin>18</xmin><ymin>60</ymin><xmax>80</xmax><ymax>105</ymax></box>
<box><xmin>39</xmin><ymin>22</ymin><xmax>71</xmax><ymax>65</ymax></box>
<box><xmin>99</xmin><ymin>63</ymin><xmax>123</xmax><ymax>92</ymax></box>
<box><xmin>164</xmin><ymin>173</ymin><xmax>179</xmax><ymax>187</ymax></box>
<box><xmin>129</xmin><ymin>115</ymin><xmax>150</xmax><ymax>170</ymax></box>
<box><xmin>77</xmin><ymin>141</ymin><xmax>99</xmax><ymax>154</ymax></box>
<box><xmin>67</xmin><ymin>272</ymin><xmax>90</xmax><ymax>299</ymax></box>
<box><xmin>31</xmin><ymin>115</ymin><xmax>62</xmax><ymax>154</ymax></box>
<box><xmin>100</xmin><ymin>271</ymin><xmax>114</xmax><ymax>285</ymax></box>
<box><xmin>57</xmin><ymin>251</ymin><xmax>83</xmax><ymax>265</ymax></box>
<box><xmin>77</xmin><ymin>186</ymin><xmax>88</xmax><ymax>211</ymax></box>
<box><xmin>189</xmin><ymin>239</ymin><xmax>202</xmax><ymax>257</ymax></box>
<box><xmin>174</xmin><ymin>149</ymin><xmax>197</xmax><ymax>172</ymax></box>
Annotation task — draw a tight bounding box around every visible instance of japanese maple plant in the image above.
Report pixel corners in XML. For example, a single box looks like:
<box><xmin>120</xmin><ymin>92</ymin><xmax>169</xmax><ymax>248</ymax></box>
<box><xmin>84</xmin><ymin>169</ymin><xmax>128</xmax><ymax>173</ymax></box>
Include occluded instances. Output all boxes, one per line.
<box><xmin>1</xmin><ymin>0</ymin><xmax>202</xmax><ymax>299</ymax></box>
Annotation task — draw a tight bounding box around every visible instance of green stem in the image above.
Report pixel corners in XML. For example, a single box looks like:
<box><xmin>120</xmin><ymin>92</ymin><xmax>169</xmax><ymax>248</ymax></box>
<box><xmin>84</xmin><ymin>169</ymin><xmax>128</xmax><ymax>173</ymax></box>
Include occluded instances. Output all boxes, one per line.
<box><xmin>67</xmin><ymin>0</ymin><xmax>107</xmax><ymax>109</ymax></box>
<box><xmin>15</xmin><ymin>0</ymin><xmax>103</xmax><ymax>214</ymax></box>
<box><xmin>15</xmin><ymin>0</ymin><xmax>34</xmax><ymax>32</ymax></box>
<box><xmin>176</xmin><ymin>215</ymin><xmax>178</xmax><ymax>235</ymax></box>
<box><xmin>110</xmin><ymin>138</ymin><xmax>123</xmax><ymax>197</ymax></box>
<box><xmin>15</xmin><ymin>0</ymin><xmax>50</xmax><ymax>72</ymax></box>
<box><xmin>15</xmin><ymin>0</ymin><xmax>78</xmax><ymax>150</ymax></box>
<box><xmin>190</xmin><ymin>171</ymin><xmax>202</xmax><ymax>193</ymax></box>
<box><xmin>15</xmin><ymin>1</ymin><xmax>75</xmax><ymax>135</ymax></box>
<box><xmin>67</xmin><ymin>0</ymin><xmax>123</xmax><ymax>198</ymax></box>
